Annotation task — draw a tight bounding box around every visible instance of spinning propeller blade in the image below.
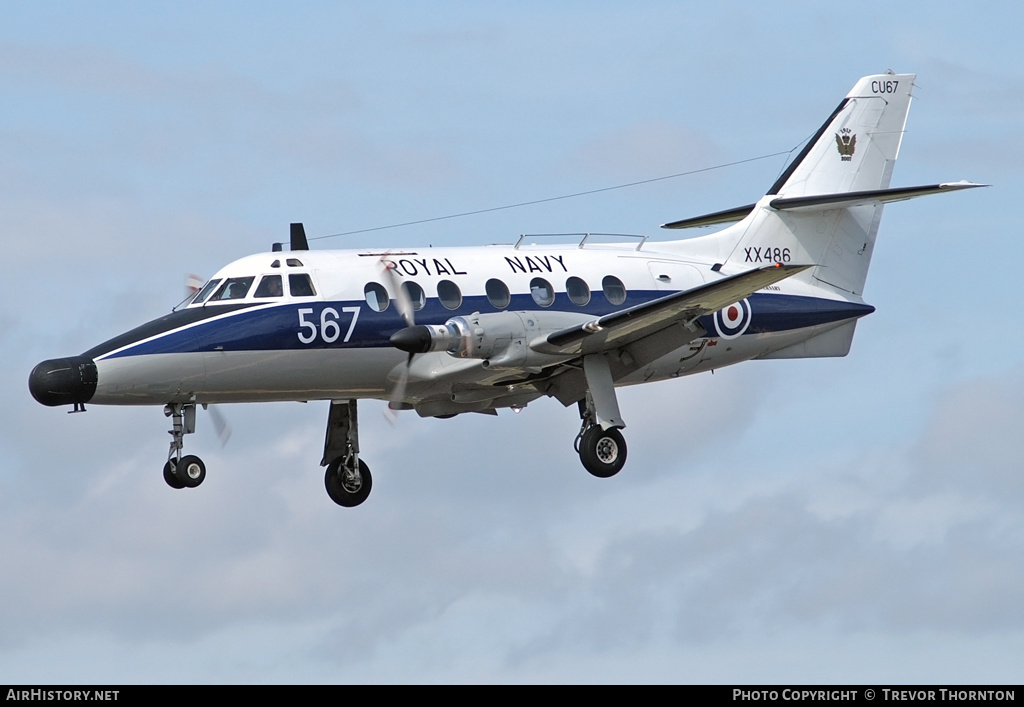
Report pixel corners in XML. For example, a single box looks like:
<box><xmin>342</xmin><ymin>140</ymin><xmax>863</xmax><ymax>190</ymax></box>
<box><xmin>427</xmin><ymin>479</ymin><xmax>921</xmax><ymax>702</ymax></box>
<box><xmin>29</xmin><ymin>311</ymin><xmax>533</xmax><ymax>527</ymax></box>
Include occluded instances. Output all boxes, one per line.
<box><xmin>185</xmin><ymin>274</ymin><xmax>204</xmax><ymax>298</ymax></box>
<box><xmin>381</xmin><ymin>256</ymin><xmax>416</xmax><ymax>423</ymax></box>
<box><xmin>207</xmin><ymin>404</ymin><xmax>232</xmax><ymax>447</ymax></box>
<box><xmin>382</xmin><ymin>257</ymin><xmax>416</xmax><ymax>328</ymax></box>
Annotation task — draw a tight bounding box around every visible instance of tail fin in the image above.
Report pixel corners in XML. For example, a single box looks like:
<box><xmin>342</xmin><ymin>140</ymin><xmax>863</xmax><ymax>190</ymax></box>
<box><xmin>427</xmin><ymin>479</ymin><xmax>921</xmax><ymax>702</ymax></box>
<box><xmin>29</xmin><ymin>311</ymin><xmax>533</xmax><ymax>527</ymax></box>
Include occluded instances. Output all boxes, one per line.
<box><xmin>767</xmin><ymin>73</ymin><xmax>914</xmax><ymax>198</ymax></box>
<box><xmin>741</xmin><ymin>72</ymin><xmax>916</xmax><ymax>296</ymax></box>
<box><xmin>665</xmin><ymin>73</ymin><xmax>984</xmax><ymax>297</ymax></box>
<box><xmin>671</xmin><ymin>73</ymin><xmax>916</xmax><ymax>297</ymax></box>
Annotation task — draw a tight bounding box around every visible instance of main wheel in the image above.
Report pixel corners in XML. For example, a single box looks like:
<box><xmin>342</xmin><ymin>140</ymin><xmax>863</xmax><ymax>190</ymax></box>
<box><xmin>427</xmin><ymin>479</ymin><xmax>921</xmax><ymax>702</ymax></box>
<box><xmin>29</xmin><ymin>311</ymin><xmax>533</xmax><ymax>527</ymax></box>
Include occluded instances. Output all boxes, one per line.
<box><xmin>325</xmin><ymin>457</ymin><xmax>372</xmax><ymax>507</ymax></box>
<box><xmin>163</xmin><ymin>460</ymin><xmax>185</xmax><ymax>489</ymax></box>
<box><xmin>579</xmin><ymin>426</ymin><xmax>627</xmax><ymax>478</ymax></box>
<box><xmin>174</xmin><ymin>454</ymin><xmax>206</xmax><ymax>488</ymax></box>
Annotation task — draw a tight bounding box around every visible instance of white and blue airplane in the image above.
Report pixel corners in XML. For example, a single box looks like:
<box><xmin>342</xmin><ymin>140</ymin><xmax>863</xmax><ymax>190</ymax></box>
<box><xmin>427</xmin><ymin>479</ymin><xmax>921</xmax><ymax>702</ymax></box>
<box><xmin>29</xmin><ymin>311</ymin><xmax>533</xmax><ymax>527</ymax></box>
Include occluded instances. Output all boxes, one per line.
<box><xmin>29</xmin><ymin>73</ymin><xmax>982</xmax><ymax>507</ymax></box>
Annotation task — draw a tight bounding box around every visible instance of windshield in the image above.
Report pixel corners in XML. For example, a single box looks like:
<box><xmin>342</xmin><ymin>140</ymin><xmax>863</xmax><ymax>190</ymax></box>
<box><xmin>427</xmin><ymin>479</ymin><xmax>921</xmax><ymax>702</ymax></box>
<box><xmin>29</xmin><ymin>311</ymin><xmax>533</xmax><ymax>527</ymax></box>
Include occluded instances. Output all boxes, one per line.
<box><xmin>209</xmin><ymin>276</ymin><xmax>255</xmax><ymax>302</ymax></box>
<box><xmin>190</xmin><ymin>278</ymin><xmax>223</xmax><ymax>305</ymax></box>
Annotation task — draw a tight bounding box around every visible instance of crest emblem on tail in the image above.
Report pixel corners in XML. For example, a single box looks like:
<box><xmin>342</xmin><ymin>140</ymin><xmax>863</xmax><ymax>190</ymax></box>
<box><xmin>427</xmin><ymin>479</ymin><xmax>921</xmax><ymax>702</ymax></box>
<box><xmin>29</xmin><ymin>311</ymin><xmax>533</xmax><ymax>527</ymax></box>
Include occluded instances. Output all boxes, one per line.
<box><xmin>835</xmin><ymin>128</ymin><xmax>856</xmax><ymax>161</ymax></box>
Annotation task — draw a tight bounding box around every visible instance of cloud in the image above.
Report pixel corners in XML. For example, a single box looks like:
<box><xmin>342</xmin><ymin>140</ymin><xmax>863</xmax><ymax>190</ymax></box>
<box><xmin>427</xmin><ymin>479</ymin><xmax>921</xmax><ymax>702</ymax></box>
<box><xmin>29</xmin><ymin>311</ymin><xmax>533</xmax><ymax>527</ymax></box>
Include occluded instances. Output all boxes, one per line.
<box><xmin>504</xmin><ymin>366</ymin><xmax>1024</xmax><ymax>664</ymax></box>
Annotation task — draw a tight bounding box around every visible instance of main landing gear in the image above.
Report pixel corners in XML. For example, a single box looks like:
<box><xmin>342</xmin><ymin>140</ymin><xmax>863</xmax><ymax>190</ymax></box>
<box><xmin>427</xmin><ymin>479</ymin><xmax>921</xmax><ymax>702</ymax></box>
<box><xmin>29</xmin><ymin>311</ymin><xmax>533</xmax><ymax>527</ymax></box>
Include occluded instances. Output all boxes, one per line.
<box><xmin>162</xmin><ymin>403</ymin><xmax>207</xmax><ymax>489</ymax></box>
<box><xmin>576</xmin><ymin>422</ymin><xmax>627</xmax><ymax>478</ymax></box>
<box><xmin>574</xmin><ymin>353</ymin><xmax>628</xmax><ymax>478</ymax></box>
<box><xmin>321</xmin><ymin>400</ymin><xmax>372</xmax><ymax>507</ymax></box>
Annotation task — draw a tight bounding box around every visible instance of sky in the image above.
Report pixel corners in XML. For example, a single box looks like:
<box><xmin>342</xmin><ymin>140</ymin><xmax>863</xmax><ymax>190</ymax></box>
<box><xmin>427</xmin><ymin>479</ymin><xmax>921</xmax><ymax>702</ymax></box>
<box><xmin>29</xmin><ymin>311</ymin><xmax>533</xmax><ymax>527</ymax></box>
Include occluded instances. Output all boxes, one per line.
<box><xmin>2</xmin><ymin>0</ymin><xmax>1023</xmax><ymax>684</ymax></box>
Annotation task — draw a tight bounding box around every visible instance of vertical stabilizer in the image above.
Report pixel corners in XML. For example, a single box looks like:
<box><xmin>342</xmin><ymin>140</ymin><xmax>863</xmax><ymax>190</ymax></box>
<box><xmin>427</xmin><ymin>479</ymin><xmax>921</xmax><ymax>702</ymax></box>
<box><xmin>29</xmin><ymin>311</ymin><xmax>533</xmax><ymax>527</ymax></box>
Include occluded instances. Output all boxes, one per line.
<box><xmin>769</xmin><ymin>73</ymin><xmax>914</xmax><ymax>198</ymax></box>
<box><xmin>722</xmin><ymin>73</ymin><xmax>916</xmax><ymax>296</ymax></box>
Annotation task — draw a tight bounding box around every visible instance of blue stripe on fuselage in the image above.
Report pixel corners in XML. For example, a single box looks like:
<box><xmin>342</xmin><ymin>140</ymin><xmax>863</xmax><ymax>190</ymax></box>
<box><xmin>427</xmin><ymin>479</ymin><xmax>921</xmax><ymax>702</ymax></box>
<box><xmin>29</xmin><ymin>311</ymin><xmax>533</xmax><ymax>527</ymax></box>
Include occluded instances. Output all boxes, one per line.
<box><xmin>97</xmin><ymin>291</ymin><xmax>874</xmax><ymax>359</ymax></box>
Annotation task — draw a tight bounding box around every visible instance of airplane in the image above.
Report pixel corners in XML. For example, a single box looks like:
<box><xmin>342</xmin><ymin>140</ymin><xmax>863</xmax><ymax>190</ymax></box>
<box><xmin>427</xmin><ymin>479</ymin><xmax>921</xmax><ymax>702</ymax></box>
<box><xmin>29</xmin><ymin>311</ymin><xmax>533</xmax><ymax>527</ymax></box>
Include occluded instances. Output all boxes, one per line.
<box><xmin>28</xmin><ymin>72</ymin><xmax>983</xmax><ymax>508</ymax></box>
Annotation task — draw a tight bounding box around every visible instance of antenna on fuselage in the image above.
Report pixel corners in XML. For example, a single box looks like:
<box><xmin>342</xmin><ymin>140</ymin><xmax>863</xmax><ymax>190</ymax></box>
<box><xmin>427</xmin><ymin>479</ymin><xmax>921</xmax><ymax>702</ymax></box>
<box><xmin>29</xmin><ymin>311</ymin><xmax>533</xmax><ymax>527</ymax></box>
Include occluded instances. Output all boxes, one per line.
<box><xmin>272</xmin><ymin>222</ymin><xmax>311</xmax><ymax>252</ymax></box>
<box><xmin>290</xmin><ymin>223</ymin><xmax>309</xmax><ymax>250</ymax></box>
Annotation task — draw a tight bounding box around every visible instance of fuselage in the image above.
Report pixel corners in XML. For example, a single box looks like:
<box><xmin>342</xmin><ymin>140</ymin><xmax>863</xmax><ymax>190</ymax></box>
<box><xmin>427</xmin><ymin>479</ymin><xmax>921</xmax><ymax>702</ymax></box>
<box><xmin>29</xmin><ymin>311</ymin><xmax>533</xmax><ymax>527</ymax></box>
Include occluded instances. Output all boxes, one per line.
<box><xmin>29</xmin><ymin>237</ymin><xmax>873</xmax><ymax>416</ymax></box>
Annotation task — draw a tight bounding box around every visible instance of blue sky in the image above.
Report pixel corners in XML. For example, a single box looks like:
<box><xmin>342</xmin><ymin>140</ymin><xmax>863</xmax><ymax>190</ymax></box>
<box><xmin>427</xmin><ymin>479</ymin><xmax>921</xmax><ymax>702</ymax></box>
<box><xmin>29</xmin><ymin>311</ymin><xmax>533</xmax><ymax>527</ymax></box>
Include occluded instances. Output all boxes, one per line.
<box><xmin>2</xmin><ymin>1</ymin><xmax>1023</xmax><ymax>683</ymax></box>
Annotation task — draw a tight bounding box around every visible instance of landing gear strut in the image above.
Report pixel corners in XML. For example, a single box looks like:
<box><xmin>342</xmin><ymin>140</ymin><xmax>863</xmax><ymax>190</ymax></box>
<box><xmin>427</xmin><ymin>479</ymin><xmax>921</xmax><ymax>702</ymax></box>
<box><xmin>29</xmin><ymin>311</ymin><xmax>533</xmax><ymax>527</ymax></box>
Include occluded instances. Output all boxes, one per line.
<box><xmin>574</xmin><ymin>354</ymin><xmax>628</xmax><ymax>478</ymax></box>
<box><xmin>163</xmin><ymin>403</ymin><xmax>206</xmax><ymax>489</ymax></box>
<box><xmin>321</xmin><ymin>400</ymin><xmax>372</xmax><ymax>507</ymax></box>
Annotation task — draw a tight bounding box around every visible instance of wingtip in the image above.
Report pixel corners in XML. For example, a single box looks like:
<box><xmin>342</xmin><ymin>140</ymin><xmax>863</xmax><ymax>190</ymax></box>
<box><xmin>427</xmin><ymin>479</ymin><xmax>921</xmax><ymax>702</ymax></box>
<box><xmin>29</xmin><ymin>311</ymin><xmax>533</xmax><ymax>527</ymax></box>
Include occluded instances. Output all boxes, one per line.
<box><xmin>938</xmin><ymin>181</ymin><xmax>990</xmax><ymax>189</ymax></box>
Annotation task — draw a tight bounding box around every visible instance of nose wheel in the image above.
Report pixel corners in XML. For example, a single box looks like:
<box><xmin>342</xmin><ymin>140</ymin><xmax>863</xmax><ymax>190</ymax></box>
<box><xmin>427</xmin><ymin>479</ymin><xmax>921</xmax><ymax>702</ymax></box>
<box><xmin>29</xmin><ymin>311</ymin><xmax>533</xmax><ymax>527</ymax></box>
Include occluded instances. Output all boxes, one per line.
<box><xmin>162</xmin><ymin>403</ymin><xmax>207</xmax><ymax>490</ymax></box>
<box><xmin>164</xmin><ymin>455</ymin><xmax>206</xmax><ymax>488</ymax></box>
<box><xmin>163</xmin><ymin>460</ymin><xmax>185</xmax><ymax>489</ymax></box>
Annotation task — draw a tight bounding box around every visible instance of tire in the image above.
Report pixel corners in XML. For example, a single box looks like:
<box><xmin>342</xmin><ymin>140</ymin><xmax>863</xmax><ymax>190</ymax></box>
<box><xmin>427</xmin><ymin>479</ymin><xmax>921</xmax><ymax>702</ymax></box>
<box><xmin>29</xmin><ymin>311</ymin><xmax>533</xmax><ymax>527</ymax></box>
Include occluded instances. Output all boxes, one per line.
<box><xmin>163</xmin><ymin>460</ymin><xmax>185</xmax><ymax>489</ymax></box>
<box><xmin>325</xmin><ymin>458</ymin><xmax>372</xmax><ymax>507</ymax></box>
<box><xmin>174</xmin><ymin>454</ymin><xmax>206</xmax><ymax>488</ymax></box>
<box><xmin>579</xmin><ymin>426</ymin><xmax>627</xmax><ymax>478</ymax></box>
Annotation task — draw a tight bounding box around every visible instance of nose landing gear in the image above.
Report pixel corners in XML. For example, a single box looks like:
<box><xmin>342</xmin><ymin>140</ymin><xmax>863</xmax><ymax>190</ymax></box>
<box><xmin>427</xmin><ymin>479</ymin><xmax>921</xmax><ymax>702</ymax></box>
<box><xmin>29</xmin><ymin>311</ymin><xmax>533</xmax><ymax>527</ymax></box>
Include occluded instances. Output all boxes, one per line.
<box><xmin>162</xmin><ymin>403</ymin><xmax>206</xmax><ymax>490</ymax></box>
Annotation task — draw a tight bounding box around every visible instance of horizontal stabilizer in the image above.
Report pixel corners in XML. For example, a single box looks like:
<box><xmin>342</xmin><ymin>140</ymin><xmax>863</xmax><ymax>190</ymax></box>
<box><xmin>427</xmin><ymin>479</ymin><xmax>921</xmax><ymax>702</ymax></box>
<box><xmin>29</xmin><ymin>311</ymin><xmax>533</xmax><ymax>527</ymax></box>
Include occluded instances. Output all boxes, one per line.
<box><xmin>661</xmin><ymin>203</ymin><xmax>756</xmax><ymax>230</ymax></box>
<box><xmin>662</xmin><ymin>182</ymin><xmax>985</xmax><ymax>230</ymax></box>
<box><xmin>769</xmin><ymin>181</ymin><xmax>987</xmax><ymax>211</ymax></box>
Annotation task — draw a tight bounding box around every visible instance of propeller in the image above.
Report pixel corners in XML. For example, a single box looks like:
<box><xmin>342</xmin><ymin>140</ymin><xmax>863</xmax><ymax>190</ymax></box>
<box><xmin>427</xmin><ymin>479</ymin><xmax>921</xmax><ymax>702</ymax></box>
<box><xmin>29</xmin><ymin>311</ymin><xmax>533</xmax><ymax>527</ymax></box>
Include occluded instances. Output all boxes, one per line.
<box><xmin>186</xmin><ymin>274</ymin><xmax>233</xmax><ymax>447</ymax></box>
<box><xmin>207</xmin><ymin>404</ymin><xmax>232</xmax><ymax>447</ymax></box>
<box><xmin>381</xmin><ymin>257</ymin><xmax>416</xmax><ymax>424</ymax></box>
<box><xmin>185</xmin><ymin>273</ymin><xmax>204</xmax><ymax>299</ymax></box>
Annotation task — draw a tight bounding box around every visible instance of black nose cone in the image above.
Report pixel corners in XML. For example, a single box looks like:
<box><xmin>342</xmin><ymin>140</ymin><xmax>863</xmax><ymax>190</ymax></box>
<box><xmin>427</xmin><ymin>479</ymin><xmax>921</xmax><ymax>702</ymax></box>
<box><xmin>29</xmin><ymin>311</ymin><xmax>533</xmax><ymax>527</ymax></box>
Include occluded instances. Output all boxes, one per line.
<box><xmin>390</xmin><ymin>325</ymin><xmax>433</xmax><ymax>354</ymax></box>
<box><xmin>29</xmin><ymin>356</ymin><xmax>98</xmax><ymax>407</ymax></box>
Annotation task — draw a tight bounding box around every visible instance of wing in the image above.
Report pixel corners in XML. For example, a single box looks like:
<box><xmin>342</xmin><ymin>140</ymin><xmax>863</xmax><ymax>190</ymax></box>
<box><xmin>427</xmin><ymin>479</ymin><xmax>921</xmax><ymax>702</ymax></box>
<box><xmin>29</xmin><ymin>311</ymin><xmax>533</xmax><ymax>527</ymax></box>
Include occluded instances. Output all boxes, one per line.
<box><xmin>532</xmin><ymin>263</ymin><xmax>810</xmax><ymax>357</ymax></box>
<box><xmin>389</xmin><ymin>263</ymin><xmax>810</xmax><ymax>416</ymax></box>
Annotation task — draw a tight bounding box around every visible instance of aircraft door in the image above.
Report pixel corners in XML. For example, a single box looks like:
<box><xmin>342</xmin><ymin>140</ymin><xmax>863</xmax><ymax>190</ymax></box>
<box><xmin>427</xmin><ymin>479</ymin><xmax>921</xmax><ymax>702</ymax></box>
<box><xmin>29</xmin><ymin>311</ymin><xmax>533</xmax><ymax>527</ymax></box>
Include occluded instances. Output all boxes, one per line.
<box><xmin>644</xmin><ymin>261</ymin><xmax>710</xmax><ymax>377</ymax></box>
<box><xmin>645</xmin><ymin>261</ymin><xmax>704</xmax><ymax>292</ymax></box>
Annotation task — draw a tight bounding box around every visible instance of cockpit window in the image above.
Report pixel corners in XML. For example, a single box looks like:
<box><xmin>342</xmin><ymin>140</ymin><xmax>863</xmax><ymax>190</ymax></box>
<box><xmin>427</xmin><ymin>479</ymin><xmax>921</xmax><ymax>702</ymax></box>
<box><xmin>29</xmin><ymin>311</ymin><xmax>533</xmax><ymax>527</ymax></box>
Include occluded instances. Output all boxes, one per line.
<box><xmin>209</xmin><ymin>276</ymin><xmax>255</xmax><ymax>302</ymax></box>
<box><xmin>289</xmin><ymin>273</ymin><xmax>316</xmax><ymax>297</ymax></box>
<box><xmin>191</xmin><ymin>278</ymin><xmax>223</xmax><ymax>304</ymax></box>
<box><xmin>253</xmin><ymin>275</ymin><xmax>284</xmax><ymax>298</ymax></box>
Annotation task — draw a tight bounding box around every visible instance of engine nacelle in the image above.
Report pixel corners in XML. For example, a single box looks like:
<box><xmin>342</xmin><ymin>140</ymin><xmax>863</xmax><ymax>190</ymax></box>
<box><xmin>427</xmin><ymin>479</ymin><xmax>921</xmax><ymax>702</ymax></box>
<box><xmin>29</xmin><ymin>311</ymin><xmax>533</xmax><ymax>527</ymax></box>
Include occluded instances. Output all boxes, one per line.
<box><xmin>389</xmin><ymin>311</ymin><xmax>588</xmax><ymax>369</ymax></box>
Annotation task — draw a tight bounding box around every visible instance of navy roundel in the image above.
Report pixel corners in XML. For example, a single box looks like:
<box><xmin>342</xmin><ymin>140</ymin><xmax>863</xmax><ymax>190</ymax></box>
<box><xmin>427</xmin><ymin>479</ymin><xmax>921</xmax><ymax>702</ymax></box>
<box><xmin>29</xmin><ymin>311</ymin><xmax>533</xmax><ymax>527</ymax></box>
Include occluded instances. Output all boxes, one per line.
<box><xmin>713</xmin><ymin>299</ymin><xmax>752</xmax><ymax>339</ymax></box>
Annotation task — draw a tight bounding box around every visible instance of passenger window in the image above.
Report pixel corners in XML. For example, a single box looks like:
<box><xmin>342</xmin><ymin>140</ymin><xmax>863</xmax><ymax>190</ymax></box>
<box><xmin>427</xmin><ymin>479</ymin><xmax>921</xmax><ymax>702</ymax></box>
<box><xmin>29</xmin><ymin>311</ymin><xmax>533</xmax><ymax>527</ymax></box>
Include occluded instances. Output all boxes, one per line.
<box><xmin>289</xmin><ymin>273</ymin><xmax>316</xmax><ymax>297</ymax></box>
<box><xmin>401</xmin><ymin>281</ymin><xmax>425</xmax><ymax>311</ymax></box>
<box><xmin>210</xmin><ymin>276</ymin><xmax>255</xmax><ymax>301</ymax></box>
<box><xmin>530</xmin><ymin>277</ymin><xmax>554</xmax><ymax>307</ymax></box>
<box><xmin>364</xmin><ymin>282</ymin><xmax>389</xmax><ymax>312</ymax></box>
<box><xmin>192</xmin><ymin>278</ymin><xmax>222</xmax><ymax>304</ymax></box>
<box><xmin>486</xmin><ymin>279</ymin><xmax>510</xmax><ymax>309</ymax></box>
<box><xmin>602</xmin><ymin>275</ymin><xmax>626</xmax><ymax>306</ymax></box>
<box><xmin>437</xmin><ymin>280</ymin><xmax>462</xmax><ymax>310</ymax></box>
<box><xmin>253</xmin><ymin>275</ymin><xmax>284</xmax><ymax>298</ymax></box>
<box><xmin>566</xmin><ymin>276</ymin><xmax>590</xmax><ymax>306</ymax></box>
